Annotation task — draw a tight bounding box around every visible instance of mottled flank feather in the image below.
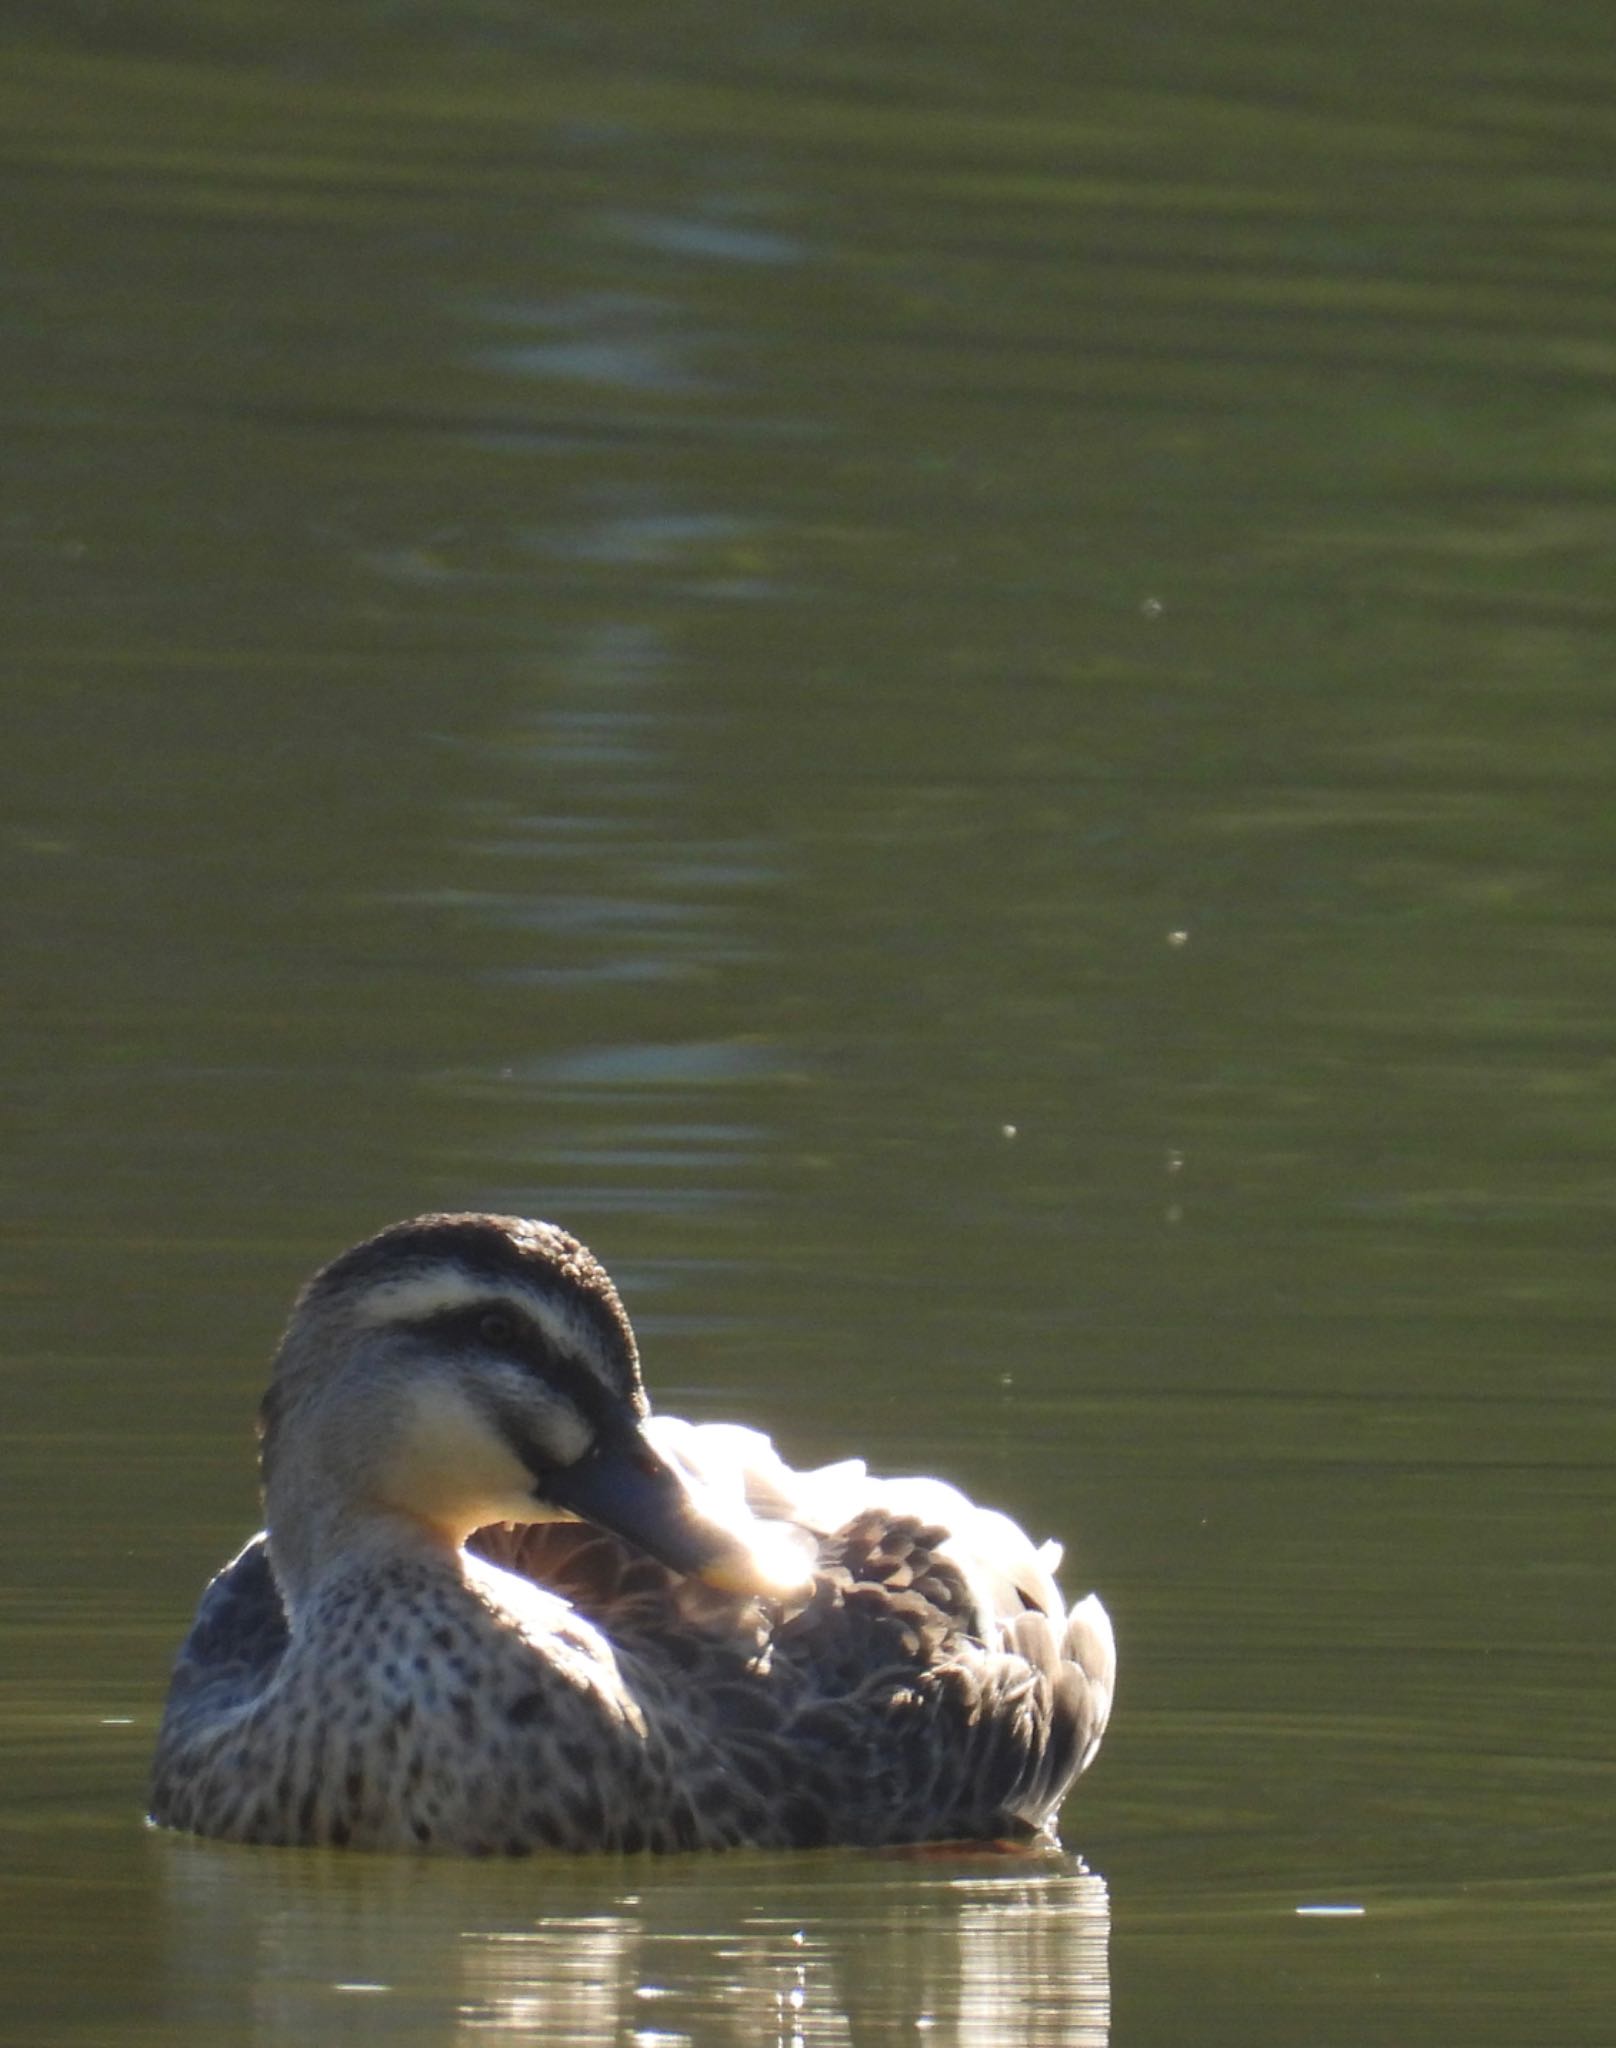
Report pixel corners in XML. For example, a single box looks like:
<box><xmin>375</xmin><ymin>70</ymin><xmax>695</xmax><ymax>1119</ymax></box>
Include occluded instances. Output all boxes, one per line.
<box><xmin>149</xmin><ymin>1213</ymin><xmax>1115</xmax><ymax>1855</ymax></box>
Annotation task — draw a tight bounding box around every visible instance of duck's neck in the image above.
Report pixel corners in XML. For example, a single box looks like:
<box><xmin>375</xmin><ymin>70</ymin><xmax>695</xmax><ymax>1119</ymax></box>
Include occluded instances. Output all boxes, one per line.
<box><xmin>265</xmin><ymin>1490</ymin><xmax>464</xmax><ymax>1622</ymax></box>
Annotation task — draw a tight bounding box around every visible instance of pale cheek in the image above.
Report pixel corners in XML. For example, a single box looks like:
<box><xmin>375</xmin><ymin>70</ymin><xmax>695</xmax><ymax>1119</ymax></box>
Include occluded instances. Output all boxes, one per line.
<box><xmin>374</xmin><ymin>1386</ymin><xmax>540</xmax><ymax>1535</ymax></box>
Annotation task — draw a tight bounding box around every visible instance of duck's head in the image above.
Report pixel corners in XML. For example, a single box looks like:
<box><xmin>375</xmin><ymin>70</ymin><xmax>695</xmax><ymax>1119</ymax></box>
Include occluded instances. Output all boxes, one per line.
<box><xmin>259</xmin><ymin>1213</ymin><xmax>808</xmax><ymax>1609</ymax></box>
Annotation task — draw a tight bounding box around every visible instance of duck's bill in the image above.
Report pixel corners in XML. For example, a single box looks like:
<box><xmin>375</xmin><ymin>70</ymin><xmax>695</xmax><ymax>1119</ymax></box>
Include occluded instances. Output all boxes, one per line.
<box><xmin>542</xmin><ymin>1430</ymin><xmax>814</xmax><ymax>1597</ymax></box>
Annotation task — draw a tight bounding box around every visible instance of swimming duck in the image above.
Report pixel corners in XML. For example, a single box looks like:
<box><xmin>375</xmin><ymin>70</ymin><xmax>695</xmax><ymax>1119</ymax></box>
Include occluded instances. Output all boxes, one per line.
<box><xmin>150</xmin><ymin>1213</ymin><xmax>1115</xmax><ymax>1854</ymax></box>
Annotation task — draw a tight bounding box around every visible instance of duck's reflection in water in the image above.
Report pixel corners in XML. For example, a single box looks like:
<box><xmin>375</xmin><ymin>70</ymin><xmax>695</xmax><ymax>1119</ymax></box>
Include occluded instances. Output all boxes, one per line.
<box><xmin>156</xmin><ymin>1836</ymin><xmax>1109</xmax><ymax>2046</ymax></box>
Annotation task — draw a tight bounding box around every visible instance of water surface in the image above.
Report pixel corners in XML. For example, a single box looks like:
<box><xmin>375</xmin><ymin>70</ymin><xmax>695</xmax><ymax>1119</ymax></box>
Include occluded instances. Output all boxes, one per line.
<box><xmin>3</xmin><ymin>4</ymin><xmax>1614</xmax><ymax>2042</ymax></box>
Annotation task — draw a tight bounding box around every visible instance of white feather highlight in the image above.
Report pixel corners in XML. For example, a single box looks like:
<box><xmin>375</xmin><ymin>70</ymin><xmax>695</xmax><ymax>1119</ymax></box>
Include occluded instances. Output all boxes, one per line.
<box><xmin>642</xmin><ymin>1414</ymin><xmax>1100</xmax><ymax>1655</ymax></box>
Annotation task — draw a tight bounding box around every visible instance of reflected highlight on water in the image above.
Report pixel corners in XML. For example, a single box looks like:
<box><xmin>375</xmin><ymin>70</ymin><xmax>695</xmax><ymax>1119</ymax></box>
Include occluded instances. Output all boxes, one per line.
<box><xmin>156</xmin><ymin>1839</ymin><xmax>1109</xmax><ymax>2046</ymax></box>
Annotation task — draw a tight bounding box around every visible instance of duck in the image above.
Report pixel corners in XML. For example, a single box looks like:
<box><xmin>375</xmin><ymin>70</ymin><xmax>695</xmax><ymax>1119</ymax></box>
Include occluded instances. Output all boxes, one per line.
<box><xmin>149</xmin><ymin>1212</ymin><xmax>1115</xmax><ymax>1855</ymax></box>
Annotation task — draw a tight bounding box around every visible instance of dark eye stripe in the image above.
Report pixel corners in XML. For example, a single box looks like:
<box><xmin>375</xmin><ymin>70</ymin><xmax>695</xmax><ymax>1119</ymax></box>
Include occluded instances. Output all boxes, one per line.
<box><xmin>415</xmin><ymin>1303</ymin><xmax>624</xmax><ymax>1437</ymax></box>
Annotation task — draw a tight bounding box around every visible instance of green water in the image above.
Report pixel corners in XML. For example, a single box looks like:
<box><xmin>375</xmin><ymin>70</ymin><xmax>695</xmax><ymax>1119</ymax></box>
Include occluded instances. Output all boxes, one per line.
<box><xmin>4</xmin><ymin>5</ymin><xmax>1614</xmax><ymax>2042</ymax></box>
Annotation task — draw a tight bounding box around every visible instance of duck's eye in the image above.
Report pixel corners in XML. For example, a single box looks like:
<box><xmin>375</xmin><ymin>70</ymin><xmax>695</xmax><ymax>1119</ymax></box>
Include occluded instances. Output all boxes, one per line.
<box><xmin>478</xmin><ymin>1309</ymin><xmax>518</xmax><ymax>1348</ymax></box>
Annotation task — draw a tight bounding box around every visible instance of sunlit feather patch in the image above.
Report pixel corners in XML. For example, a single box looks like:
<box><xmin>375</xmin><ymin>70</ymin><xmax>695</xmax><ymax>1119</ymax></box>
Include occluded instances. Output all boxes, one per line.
<box><xmin>694</xmin><ymin>1513</ymin><xmax>818</xmax><ymax>1599</ymax></box>
<box><xmin>640</xmin><ymin>1418</ymin><xmax>818</xmax><ymax>1596</ymax></box>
